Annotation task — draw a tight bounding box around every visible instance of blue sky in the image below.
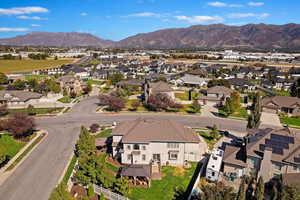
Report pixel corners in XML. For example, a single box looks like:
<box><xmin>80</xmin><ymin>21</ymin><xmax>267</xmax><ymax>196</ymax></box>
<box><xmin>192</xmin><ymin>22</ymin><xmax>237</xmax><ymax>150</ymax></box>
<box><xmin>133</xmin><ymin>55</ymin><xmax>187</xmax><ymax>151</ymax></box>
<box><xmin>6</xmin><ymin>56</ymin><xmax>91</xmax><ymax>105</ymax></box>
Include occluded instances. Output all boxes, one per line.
<box><xmin>0</xmin><ymin>0</ymin><xmax>299</xmax><ymax>41</ymax></box>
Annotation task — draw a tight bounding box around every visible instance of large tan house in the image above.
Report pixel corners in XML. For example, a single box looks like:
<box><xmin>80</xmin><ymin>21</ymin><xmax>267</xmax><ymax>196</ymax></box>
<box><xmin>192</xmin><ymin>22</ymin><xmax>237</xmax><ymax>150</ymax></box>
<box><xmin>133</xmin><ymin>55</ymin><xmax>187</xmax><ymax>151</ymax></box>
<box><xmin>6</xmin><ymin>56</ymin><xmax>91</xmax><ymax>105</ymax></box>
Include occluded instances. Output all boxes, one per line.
<box><xmin>112</xmin><ymin>118</ymin><xmax>207</xmax><ymax>166</ymax></box>
<box><xmin>58</xmin><ymin>75</ymin><xmax>82</xmax><ymax>96</ymax></box>
<box><xmin>262</xmin><ymin>96</ymin><xmax>300</xmax><ymax>116</ymax></box>
<box><xmin>223</xmin><ymin>128</ymin><xmax>300</xmax><ymax>182</ymax></box>
<box><xmin>144</xmin><ymin>81</ymin><xmax>174</xmax><ymax>103</ymax></box>
<box><xmin>198</xmin><ymin>86</ymin><xmax>233</xmax><ymax>106</ymax></box>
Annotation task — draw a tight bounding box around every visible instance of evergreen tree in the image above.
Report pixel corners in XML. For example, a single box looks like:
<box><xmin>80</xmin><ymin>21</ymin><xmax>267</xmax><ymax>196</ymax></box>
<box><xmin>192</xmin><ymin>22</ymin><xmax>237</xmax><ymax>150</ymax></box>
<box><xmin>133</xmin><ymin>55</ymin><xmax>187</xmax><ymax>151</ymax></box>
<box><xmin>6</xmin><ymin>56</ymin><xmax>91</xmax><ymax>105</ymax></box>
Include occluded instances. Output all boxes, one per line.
<box><xmin>236</xmin><ymin>179</ymin><xmax>246</xmax><ymax>200</ymax></box>
<box><xmin>270</xmin><ymin>184</ymin><xmax>278</xmax><ymax>200</ymax></box>
<box><xmin>75</xmin><ymin>126</ymin><xmax>96</xmax><ymax>157</ymax></box>
<box><xmin>114</xmin><ymin>177</ymin><xmax>130</xmax><ymax>196</ymax></box>
<box><xmin>254</xmin><ymin>176</ymin><xmax>265</xmax><ymax>200</ymax></box>
<box><xmin>290</xmin><ymin>78</ymin><xmax>300</xmax><ymax>98</ymax></box>
<box><xmin>27</xmin><ymin>104</ymin><xmax>36</xmax><ymax>115</ymax></box>
<box><xmin>49</xmin><ymin>183</ymin><xmax>74</xmax><ymax>200</ymax></box>
<box><xmin>247</xmin><ymin>92</ymin><xmax>261</xmax><ymax>129</ymax></box>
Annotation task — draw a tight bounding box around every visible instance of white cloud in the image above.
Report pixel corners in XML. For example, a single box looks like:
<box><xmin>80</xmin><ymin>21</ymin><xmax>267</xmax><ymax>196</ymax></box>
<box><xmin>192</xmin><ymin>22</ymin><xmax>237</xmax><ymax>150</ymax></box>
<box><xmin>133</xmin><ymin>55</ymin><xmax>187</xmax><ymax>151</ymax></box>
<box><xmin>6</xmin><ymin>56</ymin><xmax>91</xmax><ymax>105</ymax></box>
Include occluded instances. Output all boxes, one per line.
<box><xmin>248</xmin><ymin>2</ymin><xmax>265</xmax><ymax>6</ymax></box>
<box><xmin>208</xmin><ymin>1</ymin><xmax>242</xmax><ymax>7</ymax></box>
<box><xmin>127</xmin><ymin>12</ymin><xmax>160</xmax><ymax>17</ymax></box>
<box><xmin>0</xmin><ymin>27</ymin><xmax>29</xmax><ymax>32</ymax></box>
<box><xmin>228</xmin><ymin>12</ymin><xmax>269</xmax><ymax>19</ymax></box>
<box><xmin>31</xmin><ymin>24</ymin><xmax>40</xmax><ymax>27</ymax></box>
<box><xmin>175</xmin><ymin>15</ymin><xmax>224</xmax><ymax>24</ymax></box>
<box><xmin>0</xmin><ymin>6</ymin><xmax>48</xmax><ymax>15</ymax></box>
<box><xmin>17</xmin><ymin>15</ymin><xmax>47</xmax><ymax>20</ymax></box>
<box><xmin>80</xmin><ymin>12</ymin><xmax>88</xmax><ymax>16</ymax></box>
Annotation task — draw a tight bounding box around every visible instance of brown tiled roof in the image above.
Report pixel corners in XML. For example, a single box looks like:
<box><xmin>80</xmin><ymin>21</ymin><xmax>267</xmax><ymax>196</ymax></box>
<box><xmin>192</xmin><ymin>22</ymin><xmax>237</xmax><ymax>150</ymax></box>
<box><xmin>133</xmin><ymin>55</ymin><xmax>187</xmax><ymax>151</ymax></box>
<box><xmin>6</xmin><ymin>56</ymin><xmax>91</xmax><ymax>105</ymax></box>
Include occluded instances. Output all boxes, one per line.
<box><xmin>282</xmin><ymin>173</ymin><xmax>300</xmax><ymax>186</ymax></box>
<box><xmin>0</xmin><ymin>90</ymin><xmax>42</xmax><ymax>102</ymax></box>
<box><xmin>246</xmin><ymin>128</ymin><xmax>300</xmax><ymax>165</ymax></box>
<box><xmin>223</xmin><ymin>145</ymin><xmax>247</xmax><ymax>167</ymax></box>
<box><xmin>207</xmin><ymin>86</ymin><xmax>233</xmax><ymax>96</ymax></box>
<box><xmin>262</xmin><ymin>96</ymin><xmax>300</xmax><ymax>109</ymax></box>
<box><xmin>112</xmin><ymin>118</ymin><xmax>201</xmax><ymax>144</ymax></box>
<box><xmin>149</xmin><ymin>81</ymin><xmax>173</xmax><ymax>93</ymax></box>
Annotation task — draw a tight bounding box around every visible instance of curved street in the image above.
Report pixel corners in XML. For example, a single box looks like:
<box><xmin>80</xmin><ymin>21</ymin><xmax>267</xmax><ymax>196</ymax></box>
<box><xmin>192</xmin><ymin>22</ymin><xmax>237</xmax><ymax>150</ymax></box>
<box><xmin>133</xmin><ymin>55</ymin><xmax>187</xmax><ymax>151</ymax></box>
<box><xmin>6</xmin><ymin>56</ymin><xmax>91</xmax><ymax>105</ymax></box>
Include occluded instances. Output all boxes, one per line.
<box><xmin>0</xmin><ymin>96</ymin><xmax>281</xmax><ymax>200</ymax></box>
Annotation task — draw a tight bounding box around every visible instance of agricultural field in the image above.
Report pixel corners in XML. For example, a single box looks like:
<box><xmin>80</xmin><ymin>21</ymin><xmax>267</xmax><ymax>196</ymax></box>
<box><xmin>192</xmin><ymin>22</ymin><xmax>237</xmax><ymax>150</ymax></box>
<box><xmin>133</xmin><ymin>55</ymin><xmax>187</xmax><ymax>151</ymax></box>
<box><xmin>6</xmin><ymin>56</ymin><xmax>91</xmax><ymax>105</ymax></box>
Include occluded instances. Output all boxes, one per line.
<box><xmin>0</xmin><ymin>58</ymin><xmax>76</xmax><ymax>73</ymax></box>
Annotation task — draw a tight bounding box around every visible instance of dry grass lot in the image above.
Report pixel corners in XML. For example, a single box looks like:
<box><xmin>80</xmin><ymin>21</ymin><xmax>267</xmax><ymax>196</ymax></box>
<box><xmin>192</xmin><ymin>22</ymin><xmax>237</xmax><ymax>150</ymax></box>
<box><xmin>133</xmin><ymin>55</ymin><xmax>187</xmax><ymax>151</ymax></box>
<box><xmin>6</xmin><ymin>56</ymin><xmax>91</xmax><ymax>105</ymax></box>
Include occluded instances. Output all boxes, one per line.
<box><xmin>0</xmin><ymin>58</ymin><xmax>77</xmax><ymax>73</ymax></box>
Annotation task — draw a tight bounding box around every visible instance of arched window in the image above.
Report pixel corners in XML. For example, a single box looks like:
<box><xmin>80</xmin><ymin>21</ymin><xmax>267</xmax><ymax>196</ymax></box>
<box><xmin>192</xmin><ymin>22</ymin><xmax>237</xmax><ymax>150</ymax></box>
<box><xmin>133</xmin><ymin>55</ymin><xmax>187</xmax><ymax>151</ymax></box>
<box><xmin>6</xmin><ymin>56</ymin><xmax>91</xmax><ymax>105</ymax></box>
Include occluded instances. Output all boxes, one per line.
<box><xmin>133</xmin><ymin>144</ymin><xmax>139</xmax><ymax>150</ymax></box>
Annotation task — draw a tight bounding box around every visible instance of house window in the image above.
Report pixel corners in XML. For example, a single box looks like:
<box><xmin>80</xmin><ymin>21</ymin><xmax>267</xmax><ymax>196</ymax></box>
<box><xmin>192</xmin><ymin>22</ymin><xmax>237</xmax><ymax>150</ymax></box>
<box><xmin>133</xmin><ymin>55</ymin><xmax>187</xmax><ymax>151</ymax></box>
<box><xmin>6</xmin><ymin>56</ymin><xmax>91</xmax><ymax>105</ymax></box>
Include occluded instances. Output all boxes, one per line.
<box><xmin>169</xmin><ymin>152</ymin><xmax>178</xmax><ymax>160</ymax></box>
<box><xmin>142</xmin><ymin>154</ymin><xmax>146</xmax><ymax>161</ymax></box>
<box><xmin>167</xmin><ymin>143</ymin><xmax>179</xmax><ymax>149</ymax></box>
<box><xmin>133</xmin><ymin>144</ymin><xmax>140</xmax><ymax>150</ymax></box>
<box><xmin>127</xmin><ymin>154</ymin><xmax>132</xmax><ymax>161</ymax></box>
<box><xmin>142</xmin><ymin>145</ymin><xmax>146</xmax><ymax>150</ymax></box>
<box><xmin>127</xmin><ymin>145</ymin><xmax>131</xmax><ymax>150</ymax></box>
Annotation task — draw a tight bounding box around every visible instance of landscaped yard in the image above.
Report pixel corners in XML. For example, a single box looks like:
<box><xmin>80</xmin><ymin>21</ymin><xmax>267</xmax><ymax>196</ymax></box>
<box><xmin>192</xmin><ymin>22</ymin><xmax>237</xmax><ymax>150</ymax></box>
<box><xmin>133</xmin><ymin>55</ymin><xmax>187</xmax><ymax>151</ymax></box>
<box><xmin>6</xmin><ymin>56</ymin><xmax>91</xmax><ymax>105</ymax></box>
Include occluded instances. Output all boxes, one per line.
<box><xmin>126</xmin><ymin>99</ymin><xmax>147</xmax><ymax>111</ymax></box>
<box><xmin>0</xmin><ymin>58</ymin><xmax>76</xmax><ymax>73</ymax></box>
<box><xmin>25</xmin><ymin>74</ymin><xmax>49</xmax><ymax>81</ymax></box>
<box><xmin>95</xmin><ymin>129</ymin><xmax>112</xmax><ymax>138</ymax></box>
<box><xmin>8</xmin><ymin>107</ymin><xmax>64</xmax><ymax>115</ymax></box>
<box><xmin>86</xmin><ymin>79</ymin><xmax>104</xmax><ymax>85</ymax></box>
<box><xmin>0</xmin><ymin>134</ymin><xmax>25</xmax><ymax>163</ymax></box>
<box><xmin>175</xmin><ymin>91</ymin><xmax>199</xmax><ymax>101</ymax></box>
<box><xmin>197</xmin><ymin>130</ymin><xmax>222</xmax><ymax>150</ymax></box>
<box><xmin>129</xmin><ymin>163</ymin><xmax>198</xmax><ymax>200</ymax></box>
<box><xmin>219</xmin><ymin>107</ymin><xmax>248</xmax><ymax>120</ymax></box>
<box><xmin>280</xmin><ymin>116</ymin><xmax>300</xmax><ymax>127</ymax></box>
<box><xmin>274</xmin><ymin>89</ymin><xmax>291</xmax><ymax>97</ymax></box>
<box><xmin>58</xmin><ymin>96</ymin><xmax>73</xmax><ymax>103</ymax></box>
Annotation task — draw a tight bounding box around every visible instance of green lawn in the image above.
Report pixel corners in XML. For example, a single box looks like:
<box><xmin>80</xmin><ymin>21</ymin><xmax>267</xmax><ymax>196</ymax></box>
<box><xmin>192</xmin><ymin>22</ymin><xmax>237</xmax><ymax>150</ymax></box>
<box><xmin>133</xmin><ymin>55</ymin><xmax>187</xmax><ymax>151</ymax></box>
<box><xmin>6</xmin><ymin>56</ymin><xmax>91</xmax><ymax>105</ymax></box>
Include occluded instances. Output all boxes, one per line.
<box><xmin>86</xmin><ymin>80</ymin><xmax>104</xmax><ymax>85</ymax></box>
<box><xmin>62</xmin><ymin>155</ymin><xmax>77</xmax><ymax>184</ymax></box>
<box><xmin>95</xmin><ymin>129</ymin><xmax>112</xmax><ymax>138</ymax></box>
<box><xmin>0</xmin><ymin>134</ymin><xmax>25</xmax><ymax>160</ymax></box>
<box><xmin>197</xmin><ymin>131</ymin><xmax>222</xmax><ymax>150</ymax></box>
<box><xmin>98</xmin><ymin>153</ymin><xmax>120</xmax><ymax>172</ymax></box>
<box><xmin>174</xmin><ymin>91</ymin><xmax>199</xmax><ymax>101</ymax></box>
<box><xmin>8</xmin><ymin>107</ymin><xmax>63</xmax><ymax>115</ymax></box>
<box><xmin>274</xmin><ymin>90</ymin><xmax>291</xmax><ymax>96</ymax></box>
<box><xmin>25</xmin><ymin>74</ymin><xmax>49</xmax><ymax>81</ymax></box>
<box><xmin>126</xmin><ymin>99</ymin><xmax>146</xmax><ymax>111</ymax></box>
<box><xmin>280</xmin><ymin>116</ymin><xmax>300</xmax><ymax>127</ymax></box>
<box><xmin>219</xmin><ymin>107</ymin><xmax>248</xmax><ymax>120</ymax></box>
<box><xmin>0</xmin><ymin>59</ymin><xmax>76</xmax><ymax>73</ymax></box>
<box><xmin>129</xmin><ymin>163</ymin><xmax>197</xmax><ymax>200</ymax></box>
<box><xmin>58</xmin><ymin>96</ymin><xmax>72</xmax><ymax>103</ymax></box>
<box><xmin>100</xmin><ymin>87</ymin><xmax>112</xmax><ymax>94</ymax></box>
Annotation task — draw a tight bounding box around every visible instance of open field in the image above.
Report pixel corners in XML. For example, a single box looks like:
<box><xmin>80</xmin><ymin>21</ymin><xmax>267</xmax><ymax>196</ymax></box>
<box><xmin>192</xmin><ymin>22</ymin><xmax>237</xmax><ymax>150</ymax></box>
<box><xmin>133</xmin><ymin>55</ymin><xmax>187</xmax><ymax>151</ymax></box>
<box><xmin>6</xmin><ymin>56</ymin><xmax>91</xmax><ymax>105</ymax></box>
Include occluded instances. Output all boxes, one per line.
<box><xmin>0</xmin><ymin>58</ymin><xmax>76</xmax><ymax>73</ymax></box>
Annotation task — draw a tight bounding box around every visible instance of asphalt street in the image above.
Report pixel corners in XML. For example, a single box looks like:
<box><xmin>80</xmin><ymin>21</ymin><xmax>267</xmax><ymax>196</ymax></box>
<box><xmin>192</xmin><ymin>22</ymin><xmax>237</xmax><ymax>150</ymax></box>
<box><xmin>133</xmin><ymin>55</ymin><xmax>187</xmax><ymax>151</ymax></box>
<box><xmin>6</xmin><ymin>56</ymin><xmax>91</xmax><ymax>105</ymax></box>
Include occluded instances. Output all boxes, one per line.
<box><xmin>0</xmin><ymin>96</ymin><xmax>281</xmax><ymax>200</ymax></box>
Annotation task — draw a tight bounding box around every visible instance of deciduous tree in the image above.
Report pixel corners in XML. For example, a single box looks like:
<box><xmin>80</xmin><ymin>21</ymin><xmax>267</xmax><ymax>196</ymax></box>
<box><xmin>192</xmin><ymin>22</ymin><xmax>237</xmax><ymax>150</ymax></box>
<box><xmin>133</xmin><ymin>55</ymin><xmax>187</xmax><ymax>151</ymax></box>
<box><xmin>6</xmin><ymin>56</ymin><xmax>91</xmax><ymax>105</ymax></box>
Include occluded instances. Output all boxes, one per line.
<box><xmin>7</xmin><ymin>112</ymin><xmax>35</xmax><ymax>138</ymax></box>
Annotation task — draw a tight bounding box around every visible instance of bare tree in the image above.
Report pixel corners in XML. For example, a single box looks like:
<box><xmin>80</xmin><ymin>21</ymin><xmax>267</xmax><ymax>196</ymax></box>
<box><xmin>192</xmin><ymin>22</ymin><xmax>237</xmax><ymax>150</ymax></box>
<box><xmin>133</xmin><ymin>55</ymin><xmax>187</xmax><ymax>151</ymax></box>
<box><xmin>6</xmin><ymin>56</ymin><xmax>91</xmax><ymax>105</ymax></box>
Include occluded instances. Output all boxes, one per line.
<box><xmin>7</xmin><ymin>113</ymin><xmax>35</xmax><ymax>138</ymax></box>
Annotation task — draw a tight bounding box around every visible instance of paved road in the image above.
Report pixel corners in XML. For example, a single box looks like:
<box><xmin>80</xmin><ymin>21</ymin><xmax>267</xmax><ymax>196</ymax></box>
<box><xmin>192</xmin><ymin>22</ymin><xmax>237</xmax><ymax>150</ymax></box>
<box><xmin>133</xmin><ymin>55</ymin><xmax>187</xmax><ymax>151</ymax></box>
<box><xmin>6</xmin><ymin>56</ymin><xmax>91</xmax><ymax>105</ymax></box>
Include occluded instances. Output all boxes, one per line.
<box><xmin>0</xmin><ymin>96</ymin><xmax>281</xmax><ymax>200</ymax></box>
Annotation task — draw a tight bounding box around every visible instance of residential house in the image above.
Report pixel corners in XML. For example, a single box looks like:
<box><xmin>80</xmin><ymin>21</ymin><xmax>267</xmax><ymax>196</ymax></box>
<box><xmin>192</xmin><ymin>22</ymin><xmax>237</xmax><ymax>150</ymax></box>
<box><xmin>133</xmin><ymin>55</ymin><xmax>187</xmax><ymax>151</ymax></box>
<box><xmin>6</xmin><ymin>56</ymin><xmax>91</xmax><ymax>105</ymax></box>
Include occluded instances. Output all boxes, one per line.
<box><xmin>0</xmin><ymin>90</ymin><xmax>42</xmax><ymax>108</ymax></box>
<box><xmin>262</xmin><ymin>96</ymin><xmax>300</xmax><ymax>116</ymax></box>
<box><xmin>111</xmin><ymin>118</ymin><xmax>207</xmax><ymax>166</ymax></box>
<box><xmin>58</xmin><ymin>75</ymin><xmax>82</xmax><ymax>95</ymax></box>
<box><xmin>144</xmin><ymin>81</ymin><xmax>174</xmax><ymax>102</ymax></box>
<box><xmin>175</xmin><ymin>74</ymin><xmax>210</xmax><ymax>87</ymax></box>
<box><xmin>228</xmin><ymin>78</ymin><xmax>256</xmax><ymax>92</ymax></box>
<box><xmin>198</xmin><ymin>86</ymin><xmax>233</xmax><ymax>106</ymax></box>
<box><xmin>116</xmin><ymin>79</ymin><xmax>144</xmax><ymax>91</ymax></box>
<box><xmin>223</xmin><ymin>128</ymin><xmax>300</xmax><ymax>182</ymax></box>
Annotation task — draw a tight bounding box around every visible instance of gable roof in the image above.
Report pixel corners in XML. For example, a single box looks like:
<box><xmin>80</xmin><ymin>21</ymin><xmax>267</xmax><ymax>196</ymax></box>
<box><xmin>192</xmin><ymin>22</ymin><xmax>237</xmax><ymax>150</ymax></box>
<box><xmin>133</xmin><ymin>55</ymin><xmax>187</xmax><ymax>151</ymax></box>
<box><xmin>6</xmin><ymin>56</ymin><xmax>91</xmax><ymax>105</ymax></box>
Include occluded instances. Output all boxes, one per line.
<box><xmin>112</xmin><ymin>118</ymin><xmax>201</xmax><ymax>144</ymax></box>
<box><xmin>207</xmin><ymin>86</ymin><xmax>233</xmax><ymax>96</ymax></box>
<box><xmin>179</xmin><ymin>74</ymin><xmax>208</xmax><ymax>85</ymax></box>
<box><xmin>228</xmin><ymin>78</ymin><xmax>255</xmax><ymax>87</ymax></box>
<box><xmin>262</xmin><ymin>96</ymin><xmax>300</xmax><ymax>109</ymax></box>
<box><xmin>0</xmin><ymin>90</ymin><xmax>42</xmax><ymax>102</ymax></box>
<box><xmin>223</xmin><ymin>145</ymin><xmax>247</xmax><ymax>167</ymax></box>
<box><xmin>246</xmin><ymin>128</ymin><xmax>300</xmax><ymax>165</ymax></box>
<box><xmin>116</xmin><ymin>79</ymin><xmax>143</xmax><ymax>87</ymax></box>
<box><xmin>149</xmin><ymin>81</ymin><xmax>173</xmax><ymax>93</ymax></box>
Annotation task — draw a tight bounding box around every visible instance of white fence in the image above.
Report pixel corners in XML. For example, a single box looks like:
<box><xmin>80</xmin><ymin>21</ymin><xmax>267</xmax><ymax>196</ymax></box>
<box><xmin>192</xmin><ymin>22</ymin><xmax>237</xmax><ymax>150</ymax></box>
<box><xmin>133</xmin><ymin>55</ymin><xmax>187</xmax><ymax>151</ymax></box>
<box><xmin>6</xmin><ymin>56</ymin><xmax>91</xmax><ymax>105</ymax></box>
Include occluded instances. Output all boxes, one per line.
<box><xmin>93</xmin><ymin>184</ymin><xmax>129</xmax><ymax>200</ymax></box>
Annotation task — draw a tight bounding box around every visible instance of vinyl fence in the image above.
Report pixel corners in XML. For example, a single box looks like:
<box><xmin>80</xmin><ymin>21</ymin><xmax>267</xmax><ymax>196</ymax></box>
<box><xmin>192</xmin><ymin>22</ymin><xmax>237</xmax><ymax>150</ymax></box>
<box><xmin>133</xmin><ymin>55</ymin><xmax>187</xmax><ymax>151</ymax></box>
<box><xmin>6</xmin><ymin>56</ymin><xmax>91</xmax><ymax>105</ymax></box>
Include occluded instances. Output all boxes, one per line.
<box><xmin>93</xmin><ymin>184</ymin><xmax>130</xmax><ymax>200</ymax></box>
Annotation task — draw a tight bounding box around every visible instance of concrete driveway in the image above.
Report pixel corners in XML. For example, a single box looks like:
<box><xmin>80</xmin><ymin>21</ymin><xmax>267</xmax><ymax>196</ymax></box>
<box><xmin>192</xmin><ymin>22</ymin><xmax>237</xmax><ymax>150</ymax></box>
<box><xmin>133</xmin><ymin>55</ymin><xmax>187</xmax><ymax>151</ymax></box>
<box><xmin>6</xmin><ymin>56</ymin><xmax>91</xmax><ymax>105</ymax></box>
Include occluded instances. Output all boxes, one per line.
<box><xmin>202</xmin><ymin>105</ymin><xmax>218</xmax><ymax>118</ymax></box>
<box><xmin>260</xmin><ymin>112</ymin><xmax>282</xmax><ymax>127</ymax></box>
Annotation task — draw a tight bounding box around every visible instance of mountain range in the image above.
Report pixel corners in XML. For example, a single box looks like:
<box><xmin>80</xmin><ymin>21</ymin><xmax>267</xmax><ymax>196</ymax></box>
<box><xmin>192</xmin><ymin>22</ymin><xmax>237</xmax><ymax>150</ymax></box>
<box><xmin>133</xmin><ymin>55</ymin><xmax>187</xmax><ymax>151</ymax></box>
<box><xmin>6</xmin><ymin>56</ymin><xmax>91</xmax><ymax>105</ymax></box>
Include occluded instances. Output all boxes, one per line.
<box><xmin>1</xmin><ymin>23</ymin><xmax>300</xmax><ymax>50</ymax></box>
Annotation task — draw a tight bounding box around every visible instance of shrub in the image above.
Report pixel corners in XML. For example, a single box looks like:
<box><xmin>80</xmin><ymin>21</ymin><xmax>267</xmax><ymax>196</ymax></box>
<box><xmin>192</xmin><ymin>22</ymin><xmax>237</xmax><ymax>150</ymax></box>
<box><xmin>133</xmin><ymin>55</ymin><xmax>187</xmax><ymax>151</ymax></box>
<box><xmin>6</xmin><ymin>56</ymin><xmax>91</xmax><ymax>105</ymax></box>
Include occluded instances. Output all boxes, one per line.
<box><xmin>7</xmin><ymin>113</ymin><xmax>35</xmax><ymax>138</ymax></box>
<box><xmin>90</xmin><ymin>123</ymin><xmax>99</xmax><ymax>133</ymax></box>
<box><xmin>131</xmin><ymin>101</ymin><xmax>140</xmax><ymax>110</ymax></box>
<box><xmin>27</xmin><ymin>104</ymin><xmax>36</xmax><ymax>115</ymax></box>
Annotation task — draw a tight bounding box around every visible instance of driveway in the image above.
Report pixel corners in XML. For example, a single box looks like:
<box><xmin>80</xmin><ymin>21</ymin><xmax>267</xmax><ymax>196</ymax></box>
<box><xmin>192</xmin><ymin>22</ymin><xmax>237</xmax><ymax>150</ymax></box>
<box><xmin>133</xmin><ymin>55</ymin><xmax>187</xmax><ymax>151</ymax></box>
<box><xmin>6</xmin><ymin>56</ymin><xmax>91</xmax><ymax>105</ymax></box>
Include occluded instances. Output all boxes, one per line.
<box><xmin>202</xmin><ymin>105</ymin><xmax>218</xmax><ymax>118</ymax></box>
<box><xmin>260</xmin><ymin>112</ymin><xmax>282</xmax><ymax>128</ymax></box>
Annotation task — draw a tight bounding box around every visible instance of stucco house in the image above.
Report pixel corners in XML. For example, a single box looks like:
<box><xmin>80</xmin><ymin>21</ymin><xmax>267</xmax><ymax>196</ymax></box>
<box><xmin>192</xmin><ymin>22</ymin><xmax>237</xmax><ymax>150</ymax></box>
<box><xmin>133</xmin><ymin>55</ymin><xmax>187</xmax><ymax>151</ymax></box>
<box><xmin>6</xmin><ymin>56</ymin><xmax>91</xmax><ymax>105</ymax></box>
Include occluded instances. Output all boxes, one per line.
<box><xmin>144</xmin><ymin>81</ymin><xmax>174</xmax><ymax>102</ymax></box>
<box><xmin>111</xmin><ymin>118</ymin><xmax>207</xmax><ymax>166</ymax></box>
<box><xmin>198</xmin><ymin>86</ymin><xmax>233</xmax><ymax>106</ymax></box>
<box><xmin>262</xmin><ymin>96</ymin><xmax>300</xmax><ymax>116</ymax></box>
<box><xmin>175</xmin><ymin>74</ymin><xmax>210</xmax><ymax>87</ymax></box>
<box><xmin>58</xmin><ymin>75</ymin><xmax>82</xmax><ymax>96</ymax></box>
<box><xmin>0</xmin><ymin>90</ymin><xmax>42</xmax><ymax>108</ymax></box>
<box><xmin>223</xmin><ymin>128</ymin><xmax>300</xmax><ymax>183</ymax></box>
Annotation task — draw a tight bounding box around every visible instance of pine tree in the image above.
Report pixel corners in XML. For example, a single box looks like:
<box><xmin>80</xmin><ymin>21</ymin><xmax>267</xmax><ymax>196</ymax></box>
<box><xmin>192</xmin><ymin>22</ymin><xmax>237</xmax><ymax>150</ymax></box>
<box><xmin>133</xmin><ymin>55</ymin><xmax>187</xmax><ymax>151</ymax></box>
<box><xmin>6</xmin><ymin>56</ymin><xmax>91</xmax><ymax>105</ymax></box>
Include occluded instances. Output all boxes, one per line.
<box><xmin>247</xmin><ymin>92</ymin><xmax>261</xmax><ymax>129</ymax></box>
<box><xmin>270</xmin><ymin>184</ymin><xmax>278</xmax><ymax>200</ymax></box>
<box><xmin>254</xmin><ymin>176</ymin><xmax>265</xmax><ymax>200</ymax></box>
<box><xmin>236</xmin><ymin>179</ymin><xmax>246</xmax><ymax>200</ymax></box>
